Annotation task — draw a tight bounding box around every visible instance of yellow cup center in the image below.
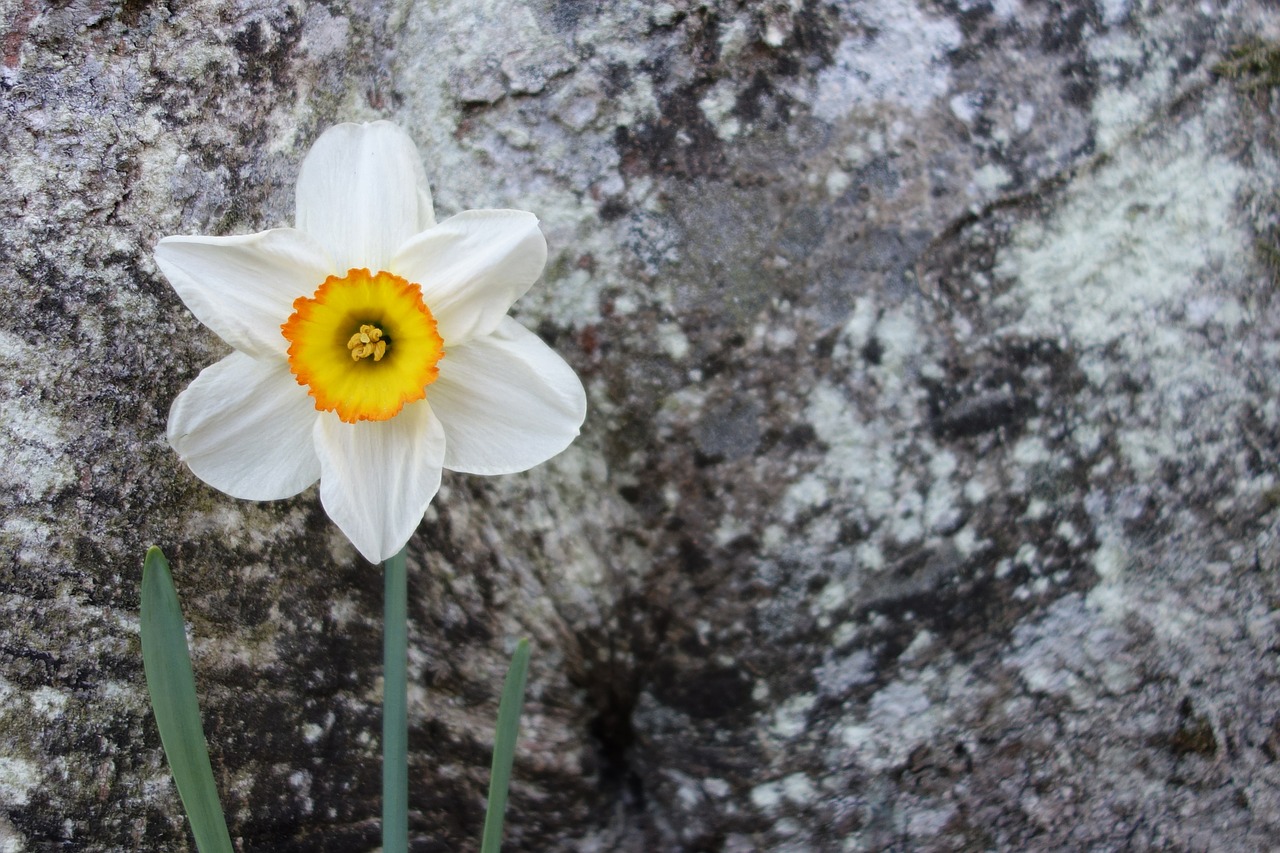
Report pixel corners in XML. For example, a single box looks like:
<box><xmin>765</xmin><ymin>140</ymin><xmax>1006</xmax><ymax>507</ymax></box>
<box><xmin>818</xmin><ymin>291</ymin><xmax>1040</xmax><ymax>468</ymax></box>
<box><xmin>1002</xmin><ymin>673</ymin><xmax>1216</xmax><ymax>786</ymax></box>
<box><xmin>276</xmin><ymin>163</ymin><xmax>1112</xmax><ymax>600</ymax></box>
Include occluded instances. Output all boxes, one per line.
<box><xmin>281</xmin><ymin>268</ymin><xmax>444</xmax><ymax>423</ymax></box>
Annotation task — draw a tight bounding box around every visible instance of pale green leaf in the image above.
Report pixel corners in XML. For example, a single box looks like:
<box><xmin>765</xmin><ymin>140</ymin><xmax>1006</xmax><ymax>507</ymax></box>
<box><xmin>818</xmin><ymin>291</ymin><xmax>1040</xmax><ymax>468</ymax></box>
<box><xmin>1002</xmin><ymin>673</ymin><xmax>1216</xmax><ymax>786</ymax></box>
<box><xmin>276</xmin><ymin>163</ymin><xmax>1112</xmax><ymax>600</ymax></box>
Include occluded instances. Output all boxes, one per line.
<box><xmin>141</xmin><ymin>546</ymin><xmax>234</xmax><ymax>853</ymax></box>
<box><xmin>480</xmin><ymin>638</ymin><xmax>531</xmax><ymax>853</ymax></box>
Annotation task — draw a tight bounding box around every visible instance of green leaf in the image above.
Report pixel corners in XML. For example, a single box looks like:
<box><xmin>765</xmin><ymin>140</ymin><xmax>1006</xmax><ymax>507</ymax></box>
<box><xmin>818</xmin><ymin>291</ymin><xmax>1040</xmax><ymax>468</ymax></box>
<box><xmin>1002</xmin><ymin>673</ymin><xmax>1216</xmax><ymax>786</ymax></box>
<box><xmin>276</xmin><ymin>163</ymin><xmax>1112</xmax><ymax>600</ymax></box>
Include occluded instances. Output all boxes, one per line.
<box><xmin>141</xmin><ymin>546</ymin><xmax>234</xmax><ymax>853</ymax></box>
<box><xmin>480</xmin><ymin>638</ymin><xmax>532</xmax><ymax>853</ymax></box>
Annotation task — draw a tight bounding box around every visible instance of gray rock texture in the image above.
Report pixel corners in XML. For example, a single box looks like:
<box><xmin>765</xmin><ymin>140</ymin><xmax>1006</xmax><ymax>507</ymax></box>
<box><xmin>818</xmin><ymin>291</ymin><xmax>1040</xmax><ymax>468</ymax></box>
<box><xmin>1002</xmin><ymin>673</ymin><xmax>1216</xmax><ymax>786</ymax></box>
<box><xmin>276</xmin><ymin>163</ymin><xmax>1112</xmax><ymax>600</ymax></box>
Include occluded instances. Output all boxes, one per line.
<box><xmin>4</xmin><ymin>0</ymin><xmax>1280</xmax><ymax>849</ymax></box>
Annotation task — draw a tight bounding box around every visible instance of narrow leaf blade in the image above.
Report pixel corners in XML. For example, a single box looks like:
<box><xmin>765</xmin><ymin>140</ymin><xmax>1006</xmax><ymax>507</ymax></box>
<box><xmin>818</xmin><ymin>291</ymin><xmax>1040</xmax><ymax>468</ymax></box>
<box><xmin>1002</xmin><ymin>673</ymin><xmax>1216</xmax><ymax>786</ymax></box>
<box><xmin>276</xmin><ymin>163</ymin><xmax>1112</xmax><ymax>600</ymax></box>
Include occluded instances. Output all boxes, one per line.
<box><xmin>141</xmin><ymin>546</ymin><xmax>234</xmax><ymax>853</ymax></box>
<box><xmin>480</xmin><ymin>638</ymin><xmax>532</xmax><ymax>853</ymax></box>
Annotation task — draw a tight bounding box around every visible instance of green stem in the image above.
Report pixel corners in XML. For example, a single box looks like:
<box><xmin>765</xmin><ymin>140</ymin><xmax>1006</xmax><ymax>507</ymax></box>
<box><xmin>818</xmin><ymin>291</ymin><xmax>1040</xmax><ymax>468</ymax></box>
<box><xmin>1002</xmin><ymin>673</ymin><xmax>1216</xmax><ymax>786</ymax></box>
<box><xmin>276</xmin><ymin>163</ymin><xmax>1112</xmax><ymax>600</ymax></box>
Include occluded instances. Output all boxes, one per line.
<box><xmin>383</xmin><ymin>546</ymin><xmax>409</xmax><ymax>853</ymax></box>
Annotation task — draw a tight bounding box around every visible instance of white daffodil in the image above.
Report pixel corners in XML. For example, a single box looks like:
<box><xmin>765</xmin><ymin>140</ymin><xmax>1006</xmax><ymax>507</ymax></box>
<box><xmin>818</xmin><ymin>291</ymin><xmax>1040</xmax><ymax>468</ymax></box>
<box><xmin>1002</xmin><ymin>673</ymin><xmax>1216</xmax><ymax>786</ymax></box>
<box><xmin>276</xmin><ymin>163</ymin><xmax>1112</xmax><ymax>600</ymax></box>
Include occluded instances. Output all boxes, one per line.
<box><xmin>157</xmin><ymin>121</ymin><xmax>587</xmax><ymax>563</ymax></box>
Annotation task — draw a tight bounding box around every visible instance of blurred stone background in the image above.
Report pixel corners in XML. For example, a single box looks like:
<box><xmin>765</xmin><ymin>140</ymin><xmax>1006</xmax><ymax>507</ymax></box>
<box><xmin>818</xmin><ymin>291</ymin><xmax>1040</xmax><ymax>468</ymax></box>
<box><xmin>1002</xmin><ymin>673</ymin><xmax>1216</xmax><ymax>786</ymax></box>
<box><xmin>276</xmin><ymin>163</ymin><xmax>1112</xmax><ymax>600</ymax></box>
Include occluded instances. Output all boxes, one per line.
<box><xmin>4</xmin><ymin>0</ymin><xmax>1280</xmax><ymax>849</ymax></box>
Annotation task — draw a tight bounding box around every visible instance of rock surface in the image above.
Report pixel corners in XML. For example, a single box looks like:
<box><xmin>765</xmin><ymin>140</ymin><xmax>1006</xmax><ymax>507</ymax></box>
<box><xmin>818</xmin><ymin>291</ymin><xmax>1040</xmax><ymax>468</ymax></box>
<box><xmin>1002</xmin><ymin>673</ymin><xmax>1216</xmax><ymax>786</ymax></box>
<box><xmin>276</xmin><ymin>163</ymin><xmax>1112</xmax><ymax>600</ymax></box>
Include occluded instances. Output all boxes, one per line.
<box><xmin>4</xmin><ymin>0</ymin><xmax>1280</xmax><ymax>849</ymax></box>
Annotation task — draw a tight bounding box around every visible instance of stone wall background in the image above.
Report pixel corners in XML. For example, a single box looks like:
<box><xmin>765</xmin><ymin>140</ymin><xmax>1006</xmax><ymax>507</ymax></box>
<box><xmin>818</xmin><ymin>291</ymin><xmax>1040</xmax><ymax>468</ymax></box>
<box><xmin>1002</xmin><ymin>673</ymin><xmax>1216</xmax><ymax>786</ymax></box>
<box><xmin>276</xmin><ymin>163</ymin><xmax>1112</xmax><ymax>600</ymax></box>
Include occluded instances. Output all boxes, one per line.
<box><xmin>4</xmin><ymin>0</ymin><xmax>1280</xmax><ymax>849</ymax></box>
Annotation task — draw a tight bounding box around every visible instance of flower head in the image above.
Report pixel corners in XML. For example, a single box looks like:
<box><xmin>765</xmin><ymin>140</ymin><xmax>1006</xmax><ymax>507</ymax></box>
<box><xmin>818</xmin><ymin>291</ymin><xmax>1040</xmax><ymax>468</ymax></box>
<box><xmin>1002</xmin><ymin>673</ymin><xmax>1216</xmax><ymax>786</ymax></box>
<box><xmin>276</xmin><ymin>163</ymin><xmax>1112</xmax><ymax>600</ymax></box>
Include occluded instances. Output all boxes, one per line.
<box><xmin>157</xmin><ymin>121</ymin><xmax>587</xmax><ymax>562</ymax></box>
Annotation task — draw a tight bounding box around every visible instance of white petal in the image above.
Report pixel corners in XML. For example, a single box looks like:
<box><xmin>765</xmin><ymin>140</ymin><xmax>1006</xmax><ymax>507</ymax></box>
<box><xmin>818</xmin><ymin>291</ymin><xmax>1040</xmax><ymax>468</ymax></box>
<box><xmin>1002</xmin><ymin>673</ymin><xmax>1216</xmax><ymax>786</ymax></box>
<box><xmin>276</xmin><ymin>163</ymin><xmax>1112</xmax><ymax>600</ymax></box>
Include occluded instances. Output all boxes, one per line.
<box><xmin>313</xmin><ymin>401</ymin><xmax>446</xmax><ymax>563</ymax></box>
<box><xmin>430</xmin><ymin>318</ymin><xmax>586</xmax><ymax>475</ymax></box>
<box><xmin>418</xmin><ymin>186</ymin><xmax>436</xmax><ymax>231</ymax></box>
<box><xmin>296</xmin><ymin>121</ymin><xmax>434</xmax><ymax>273</ymax></box>
<box><xmin>168</xmin><ymin>352</ymin><xmax>321</xmax><ymax>500</ymax></box>
<box><xmin>391</xmin><ymin>210</ymin><xmax>547</xmax><ymax>346</ymax></box>
<box><xmin>156</xmin><ymin>229</ymin><xmax>333</xmax><ymax>359</ymax></box>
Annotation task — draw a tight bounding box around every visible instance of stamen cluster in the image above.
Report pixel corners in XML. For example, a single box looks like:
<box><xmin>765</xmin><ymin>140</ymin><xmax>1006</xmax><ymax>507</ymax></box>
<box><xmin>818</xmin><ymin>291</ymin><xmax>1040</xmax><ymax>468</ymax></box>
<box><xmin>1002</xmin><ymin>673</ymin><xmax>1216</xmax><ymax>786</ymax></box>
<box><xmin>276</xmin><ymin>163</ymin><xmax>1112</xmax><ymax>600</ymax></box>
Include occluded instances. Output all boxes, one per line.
<box><xmin>348</xmin><ymin>324</ymin><xmax>387</xmax><ymax>362</ymax></box>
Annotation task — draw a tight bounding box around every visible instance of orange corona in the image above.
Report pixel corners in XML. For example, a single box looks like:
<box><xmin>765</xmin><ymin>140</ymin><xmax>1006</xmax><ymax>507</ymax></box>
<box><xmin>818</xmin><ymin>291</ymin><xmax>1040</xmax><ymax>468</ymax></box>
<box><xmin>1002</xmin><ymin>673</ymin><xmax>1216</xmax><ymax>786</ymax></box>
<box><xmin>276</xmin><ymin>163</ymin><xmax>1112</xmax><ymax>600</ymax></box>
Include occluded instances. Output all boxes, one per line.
<box><xmin>281</xmin><ymin>268</ymin><xmax>444</xmax><ymax>423</ymax></box>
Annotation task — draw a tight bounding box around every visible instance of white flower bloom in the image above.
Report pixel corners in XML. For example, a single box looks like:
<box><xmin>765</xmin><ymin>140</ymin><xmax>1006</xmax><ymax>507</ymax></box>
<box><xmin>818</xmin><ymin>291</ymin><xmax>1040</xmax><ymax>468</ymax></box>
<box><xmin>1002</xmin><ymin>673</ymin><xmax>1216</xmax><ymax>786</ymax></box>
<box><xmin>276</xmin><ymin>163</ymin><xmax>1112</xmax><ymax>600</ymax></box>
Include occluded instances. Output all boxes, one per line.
<box><xmin>157</xmin><ymin>121</ymin><xmax>587</xmax><ymax>563</ymax></box>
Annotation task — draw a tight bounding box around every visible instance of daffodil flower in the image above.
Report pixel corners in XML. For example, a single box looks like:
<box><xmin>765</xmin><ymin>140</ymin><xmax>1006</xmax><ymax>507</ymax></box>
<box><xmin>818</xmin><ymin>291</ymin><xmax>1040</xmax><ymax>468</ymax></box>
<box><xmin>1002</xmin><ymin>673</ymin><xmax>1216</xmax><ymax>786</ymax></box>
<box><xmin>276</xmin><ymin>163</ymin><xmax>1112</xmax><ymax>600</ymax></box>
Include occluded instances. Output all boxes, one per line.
<box><xmin>157</xmin><ymin>121</ymin><xmax>587</xmax><ymax>563</ymax></box>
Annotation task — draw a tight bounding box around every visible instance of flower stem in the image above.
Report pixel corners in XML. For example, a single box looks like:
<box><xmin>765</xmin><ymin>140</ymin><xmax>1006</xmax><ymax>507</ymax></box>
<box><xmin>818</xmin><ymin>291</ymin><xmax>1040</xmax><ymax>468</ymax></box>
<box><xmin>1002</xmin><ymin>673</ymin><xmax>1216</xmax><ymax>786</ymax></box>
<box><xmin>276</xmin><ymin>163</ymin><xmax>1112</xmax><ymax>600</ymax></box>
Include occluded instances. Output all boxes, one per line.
<box><xmin>383</xmin><ymin>546</ymin><xmax>409</xmax><ymax>853</ymax></box>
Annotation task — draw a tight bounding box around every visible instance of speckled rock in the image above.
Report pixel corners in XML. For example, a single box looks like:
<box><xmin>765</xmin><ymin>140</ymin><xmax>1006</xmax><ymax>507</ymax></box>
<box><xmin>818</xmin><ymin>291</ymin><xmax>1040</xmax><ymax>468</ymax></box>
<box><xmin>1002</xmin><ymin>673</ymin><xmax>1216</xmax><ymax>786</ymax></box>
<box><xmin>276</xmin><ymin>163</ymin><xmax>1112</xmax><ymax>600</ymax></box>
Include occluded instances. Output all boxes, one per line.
<box><xmin>4</xmin><ymin>0</ymin><xmax>1280</xmax><ymax>850</ymax></box>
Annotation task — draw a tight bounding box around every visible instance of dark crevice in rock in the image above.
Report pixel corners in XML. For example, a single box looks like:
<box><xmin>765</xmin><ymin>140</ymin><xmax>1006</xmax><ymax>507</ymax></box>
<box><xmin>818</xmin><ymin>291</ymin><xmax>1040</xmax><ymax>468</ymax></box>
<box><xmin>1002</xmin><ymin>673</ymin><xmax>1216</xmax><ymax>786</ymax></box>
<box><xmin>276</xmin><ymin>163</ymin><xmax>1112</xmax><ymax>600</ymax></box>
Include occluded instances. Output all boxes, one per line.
<box><xmin>589</xmin><ymin>685</ymin><xmax>646</xmax><ymax>812</ymax></box>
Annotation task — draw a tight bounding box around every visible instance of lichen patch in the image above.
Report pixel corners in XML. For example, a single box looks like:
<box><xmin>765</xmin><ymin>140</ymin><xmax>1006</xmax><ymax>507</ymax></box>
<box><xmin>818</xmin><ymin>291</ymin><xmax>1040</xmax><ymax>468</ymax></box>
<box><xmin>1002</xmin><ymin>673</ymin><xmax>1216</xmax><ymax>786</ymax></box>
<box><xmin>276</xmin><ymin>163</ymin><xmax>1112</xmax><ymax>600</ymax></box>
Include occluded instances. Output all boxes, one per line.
<box><xmin>811</xmin><ymin>0</ymin><xmax>962</xmax><ymax>120</ymax></box>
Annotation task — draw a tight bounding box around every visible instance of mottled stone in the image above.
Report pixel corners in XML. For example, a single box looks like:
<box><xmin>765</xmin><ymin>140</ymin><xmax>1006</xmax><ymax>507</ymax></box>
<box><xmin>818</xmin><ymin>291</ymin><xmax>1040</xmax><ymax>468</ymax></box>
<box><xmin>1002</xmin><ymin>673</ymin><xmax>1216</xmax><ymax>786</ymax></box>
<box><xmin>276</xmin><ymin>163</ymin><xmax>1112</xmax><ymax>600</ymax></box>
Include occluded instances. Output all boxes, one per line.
<box><xmin>4</xmin><ymin>0</ymin><xmax>1280</xmax><ymax>850</ymax></box>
